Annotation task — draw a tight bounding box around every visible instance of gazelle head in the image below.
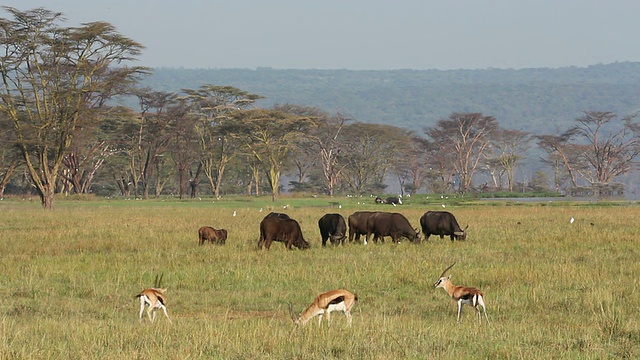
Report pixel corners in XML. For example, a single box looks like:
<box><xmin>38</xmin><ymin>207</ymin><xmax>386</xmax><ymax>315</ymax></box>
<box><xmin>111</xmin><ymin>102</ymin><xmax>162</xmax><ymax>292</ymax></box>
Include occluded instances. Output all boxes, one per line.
<box><xmin>288</xmin><ymin>302</ymin><xmax>301</xmax><ymax>326</ymax></box>
<box><xmin>434</xmin><ymin>261</ymin><xmax>456</xmax><ymax>288</ymax></box>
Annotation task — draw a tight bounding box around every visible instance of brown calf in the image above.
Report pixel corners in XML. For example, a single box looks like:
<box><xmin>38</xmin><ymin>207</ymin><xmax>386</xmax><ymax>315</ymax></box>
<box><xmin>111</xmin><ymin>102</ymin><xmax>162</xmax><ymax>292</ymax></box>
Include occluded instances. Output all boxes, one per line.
<box><xmin>198</xmin><ymin>226</ymin><xmax>228</xmax><ymax>245</ymax></box>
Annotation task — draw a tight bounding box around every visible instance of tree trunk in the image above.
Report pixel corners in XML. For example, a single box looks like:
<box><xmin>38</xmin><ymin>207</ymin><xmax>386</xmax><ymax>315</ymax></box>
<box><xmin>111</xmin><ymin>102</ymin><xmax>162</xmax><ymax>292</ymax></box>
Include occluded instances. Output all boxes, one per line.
<box><xmin>36</xmin><ymin>181</ymin><xmax>56</xmax><ymax>209</ymax></box>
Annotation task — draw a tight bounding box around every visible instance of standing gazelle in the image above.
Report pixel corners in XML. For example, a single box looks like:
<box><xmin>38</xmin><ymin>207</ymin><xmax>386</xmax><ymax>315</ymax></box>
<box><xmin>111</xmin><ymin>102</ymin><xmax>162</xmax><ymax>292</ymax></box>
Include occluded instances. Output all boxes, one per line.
<box><xmin>135</xmin><ymin>274</ymin><xmax>172</xmax><ymax>323</ymax></box>
<box><xmin>434</xmin><ymin>262</ymin><xmax>490</xmax><ymax>324</ymax></box>
<box><xmin>289</xmin><ymin>289</ymin><xmax>358</xmax><ymax>327</ymax></box>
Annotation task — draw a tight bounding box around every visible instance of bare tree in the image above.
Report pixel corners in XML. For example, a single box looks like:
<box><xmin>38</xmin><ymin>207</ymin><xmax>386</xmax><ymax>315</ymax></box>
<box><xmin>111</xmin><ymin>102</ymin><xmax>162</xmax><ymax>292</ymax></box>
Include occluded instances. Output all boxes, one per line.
<box><xmin>316</xmin><ymin>113</ymin><xmax>348</xmax><ymax>197</ymax></box>
<box><xmin>425</xmin><ymin>113</ymin><xmax>499</xmax><ymax>193</ymax></box>
<box><xmin>0</xmin><ymin>7</ymin><xmax>146</xmax><ymax>208</ymax></box>
<box><xmin>536</xmin><ymin>133</ymin><xmax>580</xmax><ymax>189</ymax></box>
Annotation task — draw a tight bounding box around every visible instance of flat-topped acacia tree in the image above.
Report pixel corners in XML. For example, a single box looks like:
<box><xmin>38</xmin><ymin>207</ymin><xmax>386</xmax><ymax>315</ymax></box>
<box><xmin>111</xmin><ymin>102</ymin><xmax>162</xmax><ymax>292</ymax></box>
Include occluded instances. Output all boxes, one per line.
<box><xmin>0</xmin><ymin>7</ymin><xmax>147</xmax><ymax>208</ymax></box>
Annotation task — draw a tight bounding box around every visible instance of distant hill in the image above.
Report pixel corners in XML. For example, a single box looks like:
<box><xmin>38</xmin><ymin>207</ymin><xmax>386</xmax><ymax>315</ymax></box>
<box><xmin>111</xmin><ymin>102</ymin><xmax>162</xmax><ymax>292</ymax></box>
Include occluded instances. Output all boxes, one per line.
<box><xmin>141</xmin><ymin>62</ymin><xmax>640</xmax><ymax>135</ymax></box>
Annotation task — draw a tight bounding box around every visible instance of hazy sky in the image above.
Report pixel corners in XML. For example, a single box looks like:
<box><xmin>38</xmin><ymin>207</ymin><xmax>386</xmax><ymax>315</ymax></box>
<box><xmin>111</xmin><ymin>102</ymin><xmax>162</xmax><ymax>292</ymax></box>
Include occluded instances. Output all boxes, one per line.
<box><xmin>3</xmin><ymin>1</ymin><xmax>639</xmax><ymax>70</ymax></box>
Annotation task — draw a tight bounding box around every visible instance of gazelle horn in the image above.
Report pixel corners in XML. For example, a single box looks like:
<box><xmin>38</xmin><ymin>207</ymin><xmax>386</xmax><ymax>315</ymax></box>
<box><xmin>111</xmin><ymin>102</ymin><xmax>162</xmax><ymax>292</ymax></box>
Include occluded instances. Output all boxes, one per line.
<box><xmin>154</xmin><ymin>273</ymin><xmax>164</xmax><ymax>288</ymax></box>
<box><xmin>440</xmin><ymin>261</ymin><xmax>457</xmax><ymax>278</ymax></box>
<box><xmin>288</xmin><ymin>302</ymin><xmax>297</xmax><ymax>322</ymax></box>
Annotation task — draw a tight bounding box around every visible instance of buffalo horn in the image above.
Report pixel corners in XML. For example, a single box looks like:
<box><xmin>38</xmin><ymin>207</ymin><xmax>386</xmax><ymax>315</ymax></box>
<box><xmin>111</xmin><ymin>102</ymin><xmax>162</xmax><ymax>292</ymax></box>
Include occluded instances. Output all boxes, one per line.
<box><xmin>439</xmin><ymin>261</ymin><xmax>457</xmax><ymax>278</ymax></box>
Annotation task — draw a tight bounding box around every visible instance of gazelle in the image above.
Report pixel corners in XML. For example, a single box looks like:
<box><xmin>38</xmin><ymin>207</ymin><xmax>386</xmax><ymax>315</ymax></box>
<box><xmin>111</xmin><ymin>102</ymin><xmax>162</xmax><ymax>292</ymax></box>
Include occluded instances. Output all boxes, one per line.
<box><xmin>135</xmin><ymin>274</ymin><xmax>172</xmax><ymax>323</ymax></box>
<box><xmin>289</xmin><ymin>289</ymin><xmax>358</xmax><ymax>327</ymax></box>
<box><xmin>434</xmin><ymin>262</ymin><xmax>490</xmax><ymax>324</ymax></box>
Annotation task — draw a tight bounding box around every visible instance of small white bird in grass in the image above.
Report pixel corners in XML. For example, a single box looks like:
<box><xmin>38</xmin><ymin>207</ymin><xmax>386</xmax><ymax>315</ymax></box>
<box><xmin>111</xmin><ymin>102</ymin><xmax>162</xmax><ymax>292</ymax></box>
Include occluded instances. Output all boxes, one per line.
<box><xmin>442</xmin><ymin>204</ymin><xmax>446</xmax><ymax>208</ymax></box>
<box><xmin>233</xmin><ymin>211</ymin><xmax>237</xmax><ymax>217</ymax></box>
<box><xmin>570</xmin><ymin>217</ymin><xmax>575</xmax><ymax>224</ymax></box>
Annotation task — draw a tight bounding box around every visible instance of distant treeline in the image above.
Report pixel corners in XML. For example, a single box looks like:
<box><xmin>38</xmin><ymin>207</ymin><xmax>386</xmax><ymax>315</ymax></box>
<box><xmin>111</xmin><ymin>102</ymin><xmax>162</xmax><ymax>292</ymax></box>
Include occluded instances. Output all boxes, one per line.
<box><xmin>142</xmin><ymin>62</ymin><xmax>640</xmax><ymax>134</ymax></box>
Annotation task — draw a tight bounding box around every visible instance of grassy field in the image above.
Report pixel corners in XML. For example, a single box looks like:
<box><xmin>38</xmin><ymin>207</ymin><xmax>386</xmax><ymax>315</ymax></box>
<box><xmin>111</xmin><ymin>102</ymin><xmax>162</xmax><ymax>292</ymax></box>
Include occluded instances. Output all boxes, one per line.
<box><xmin>0</xmin><ymin>195</ymin><xmax>638</xmax><ymax>359</ymax></box>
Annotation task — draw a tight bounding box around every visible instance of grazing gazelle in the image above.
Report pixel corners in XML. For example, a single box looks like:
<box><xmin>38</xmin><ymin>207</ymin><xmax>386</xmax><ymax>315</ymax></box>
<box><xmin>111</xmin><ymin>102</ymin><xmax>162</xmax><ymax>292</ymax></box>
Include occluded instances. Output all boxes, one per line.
<box><xmin>289</xmin><ymin>289</ymin><xmax>358</xmax><ymax>327</ymax></box>
<box><xmin>434</xmin><ymin>262</ymin><xmax>490</xmax><ymax>324</ymax></box>
<box><xmin>136</xmin><ymin>274</ymin><xmax>172</xmax><ymax>323</ymax></box>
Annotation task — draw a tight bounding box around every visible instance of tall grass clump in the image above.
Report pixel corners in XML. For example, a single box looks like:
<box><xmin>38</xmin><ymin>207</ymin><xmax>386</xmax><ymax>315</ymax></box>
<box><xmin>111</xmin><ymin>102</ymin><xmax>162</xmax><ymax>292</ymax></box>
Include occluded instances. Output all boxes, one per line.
<box><xmin>0</xmin><ymin>197</ymin><xmax>639</xmax><ymax>358</ymax></box>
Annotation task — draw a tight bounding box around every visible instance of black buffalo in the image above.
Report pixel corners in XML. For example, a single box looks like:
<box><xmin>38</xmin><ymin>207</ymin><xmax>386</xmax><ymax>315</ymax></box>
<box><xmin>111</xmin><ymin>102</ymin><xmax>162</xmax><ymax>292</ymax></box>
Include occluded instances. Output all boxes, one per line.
<box><xmin>263</xmin><ymin>212</ymin><xmax>291</xmax><ymax>220</ymax></box>
<box><xmin>419</xmin><ymin>211</ymin><xmax>468</xmax><ymax>241</ymax></box>
<box><xmin>318</xmin><ymin>213</ymin><xmax>347</xmax><ymax>246</ymax></box>
<box><xmin>366</xmin><ymin>212</ymin><xmax>420</xmax><ymax>243</ymax></box>
<box><xmin>348</xmin><ymin>211</ymin><xmax>379</xmax><ymax>244</ymax></box>
<box><xmin>385</xmin><ymin>197</ymin><xmax>402</xmax><ymax>205</ymax></box>
<box><xmin>259</xmin><ymin>216</ymin><xmax>310</xmax><ymax>250</ymax></box>
<box><xmin>374</xmin><ymin>196</ymin><xmax>402</xmax><ymax>205</ymax></box>
<box><xmin>258</xmin><ymin>212</ymin><xmax>291</xmax><ymax>244</ymax></box>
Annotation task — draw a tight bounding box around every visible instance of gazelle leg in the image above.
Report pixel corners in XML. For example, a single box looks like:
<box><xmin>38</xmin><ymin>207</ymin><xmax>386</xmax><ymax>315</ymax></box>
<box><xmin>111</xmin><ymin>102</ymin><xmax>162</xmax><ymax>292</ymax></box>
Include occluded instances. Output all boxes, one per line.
<box><xmin>139</xmin><ymin>297</ymin><xmax>146</xmax><ymax>320</ymax></box>
<box><xmin>482</xmin><ymin>305</ymin><xmax>490</xmax><ymax>324</ymax></box>
<box><xmin>345</xmin><ymin>310</ymin><xmax>352</xmax><ymax>326</ymax></box>
<box><xmin>147</xmin><ymin>306</ymin><xmax>155</xmax><ymax>322</ymax></box>
<box><xmin>477</xmin><ymin>296</ymin><xmax>490</xmax><ymax>324</ymax></box>
<box><xmin>317</xmin><ymin>314</ymin><xmax>323</xmax><ymax>327</ymax></box>
<box><xmin>160</xmin><ymin>304</ymin><xmax>172</xmax><ymax>323</ymax></box>
<box><xmin>457</xmin><ymin>301</ymin><xmax>463</xmax><ymax>322</ymax></box>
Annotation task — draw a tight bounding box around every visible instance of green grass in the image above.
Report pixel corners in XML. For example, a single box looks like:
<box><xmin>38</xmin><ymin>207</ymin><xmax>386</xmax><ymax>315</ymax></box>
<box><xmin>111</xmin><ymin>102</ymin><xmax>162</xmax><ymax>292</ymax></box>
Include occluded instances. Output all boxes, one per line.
<box><xmin>0</xmin><ymin>196</ymin><xmax>639</xmax><ymax>359</ymax></box>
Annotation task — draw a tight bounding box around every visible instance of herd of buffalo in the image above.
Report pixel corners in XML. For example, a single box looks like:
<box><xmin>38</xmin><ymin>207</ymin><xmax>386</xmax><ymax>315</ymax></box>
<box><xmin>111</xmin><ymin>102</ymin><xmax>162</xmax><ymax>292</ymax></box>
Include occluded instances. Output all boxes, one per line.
<box><xmin>198</xmin><ymin>209</ymin><xmax>468</xmax><ymax>250</ymax></box>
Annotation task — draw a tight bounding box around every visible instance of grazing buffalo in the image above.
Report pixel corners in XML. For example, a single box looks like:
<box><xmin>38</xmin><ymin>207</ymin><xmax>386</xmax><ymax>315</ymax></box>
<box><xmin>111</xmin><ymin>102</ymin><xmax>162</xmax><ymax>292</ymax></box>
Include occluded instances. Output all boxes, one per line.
<box><xmin>366</xmin><ymin>212</ymin><xmax>420</xmax><ymax>243</ymax></box>
<box><xmin>198</xmin><ymin>226</ymin><xmax>228</xmax><ymax>245</ymax></box>
<box><xmin>420</xmin><ymin>211</ymin><xmax>468</xmax><ymax>241</ymax></box>
<box><xmin>258</xmin><ymin>212</ymin><xmax>291</xmax><ymax>244</ymax></box>
<box><xmin>259</xmin><ymin>216</ymin><xmax>310</xmax><ymax>250</ymax></box>
<box><xmin>318</xmin><ymin>213</ymin><xmax>347</xmax><ymax>246</ymax></box>
<box><xmin>348</xmin><ymin>211</ymin><xmax>379</xmax><ymax>244</ymax></box>
<box><xmin>263</xmin><ymin>212</ymin><xmax>291</xmax><ymax>220</ymax></box>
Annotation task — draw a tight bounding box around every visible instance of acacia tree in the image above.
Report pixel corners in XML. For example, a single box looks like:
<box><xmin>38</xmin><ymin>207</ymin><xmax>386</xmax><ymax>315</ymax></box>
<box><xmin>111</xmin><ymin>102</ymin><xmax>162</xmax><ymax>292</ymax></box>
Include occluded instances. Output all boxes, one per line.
<box><xmin>420</xmin><ymin>138</ymin><xmax>457</xmax><ymax>193</ymax></box>
<box><xmin>166</xmin><ymin>100</ymin><xmax>197</xmax><ymax>199</ymax></box>
<box><xmin>229</xmin><ymin>108</ymin><xmax>313</xmax><ymax>201</ymax></box>
<box><xmin>59</xmin><ymin>107</ymin><xmax>132</xmax><ymax>194</ymax></box>
<box><xmin>544</xmin><ymin>111</ymin><xmax>640</xmax><ymax>194</ymax></box>
<box><xmin>395</xmin><ymin>136</ymin><xmax>430</xmax><ymax>195</ymax></box>
<box><xmin>185</xmin><ymin>85</ymin><xmax>262</xmax><ymax>198</ymax></box>
<box><xmin>489</xmin><ymin>129</ymin><xmax>531</xmax><ymax>191</ymax></box>
<box><xmin>340</xmin><ymin>123</ymin><xmax>408</xmax><ymax>194</ymax></box>
<box><xmin>125</xmin><ymin>89</ymin><xmax>181</xmax><ymax>199</ymax></box>
<box><xmin>0</xmin><ymin>114</ymin><xmax>19</xmax><ymax>197</ymax></box>
<box><xmin>425</xmin><ymin>113</ymin><xmax>499</xmax><ymax>193</ymax></box>
<box><xmin>0</xmin><ymin>7</ymin><xmax>146</xmax><ymax>208</ymax></box>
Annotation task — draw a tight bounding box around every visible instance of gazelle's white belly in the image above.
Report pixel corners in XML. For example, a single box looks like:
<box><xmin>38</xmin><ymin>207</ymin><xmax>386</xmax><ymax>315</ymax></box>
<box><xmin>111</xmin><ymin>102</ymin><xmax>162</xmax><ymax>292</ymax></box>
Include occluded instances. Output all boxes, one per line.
<box><xmin>326</xmin><ymin>302</ymin><xmax>347</xmax><ymax>314</ymax></box>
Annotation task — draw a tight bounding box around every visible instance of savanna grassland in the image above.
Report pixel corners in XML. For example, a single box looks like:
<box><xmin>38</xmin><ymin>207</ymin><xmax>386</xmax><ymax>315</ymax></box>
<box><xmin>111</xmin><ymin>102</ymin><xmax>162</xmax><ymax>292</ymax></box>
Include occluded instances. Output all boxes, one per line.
<box><xmin>0</xmin><ymin>196</ymin><xmax>639</xmax><ymax>359</ymax></box>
